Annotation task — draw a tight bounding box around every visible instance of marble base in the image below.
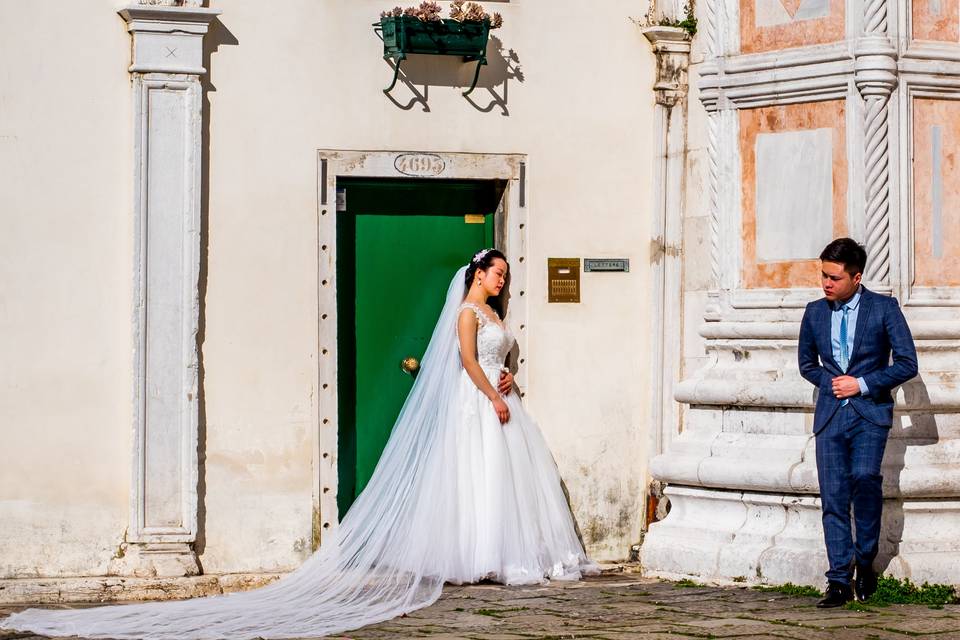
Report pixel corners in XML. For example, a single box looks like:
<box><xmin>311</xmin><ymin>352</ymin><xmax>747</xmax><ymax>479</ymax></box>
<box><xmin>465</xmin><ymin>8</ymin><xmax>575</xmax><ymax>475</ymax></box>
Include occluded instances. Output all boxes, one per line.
<box><xmin>108</xmin><ymin>542</ymin><xmax>200</xmax><ymax>578</ymax></box>
<box><xmin>641</xmin><ymin>485</ymin><xmax>960</xmax><ymax>586</ymax></box>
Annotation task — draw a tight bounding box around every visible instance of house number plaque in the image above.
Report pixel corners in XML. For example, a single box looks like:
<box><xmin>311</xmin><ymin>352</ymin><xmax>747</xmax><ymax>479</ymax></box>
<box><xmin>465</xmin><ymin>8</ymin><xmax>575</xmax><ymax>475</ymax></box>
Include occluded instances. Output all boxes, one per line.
<box><xmin>394</xmin><ymin>153</ymin><xmax>446</xmax><ymax>177</ymax></box>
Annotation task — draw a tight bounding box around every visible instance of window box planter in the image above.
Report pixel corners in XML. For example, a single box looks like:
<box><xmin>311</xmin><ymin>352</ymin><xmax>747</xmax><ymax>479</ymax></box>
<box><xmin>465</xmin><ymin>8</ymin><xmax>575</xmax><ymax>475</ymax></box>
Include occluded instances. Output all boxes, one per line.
<box><xmin>374</xmin><ymin>15</ymin><xmax>491</xmax><ymax>95</ymax></box>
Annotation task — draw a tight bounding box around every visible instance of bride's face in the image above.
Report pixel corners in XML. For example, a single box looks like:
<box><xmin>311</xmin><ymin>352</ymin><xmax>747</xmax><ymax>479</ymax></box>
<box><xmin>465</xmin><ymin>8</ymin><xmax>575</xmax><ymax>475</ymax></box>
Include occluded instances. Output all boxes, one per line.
<box><xmin>477</xmin><ymin>258</ymin><xmax>508</xmax><ymax>298</ymax></box>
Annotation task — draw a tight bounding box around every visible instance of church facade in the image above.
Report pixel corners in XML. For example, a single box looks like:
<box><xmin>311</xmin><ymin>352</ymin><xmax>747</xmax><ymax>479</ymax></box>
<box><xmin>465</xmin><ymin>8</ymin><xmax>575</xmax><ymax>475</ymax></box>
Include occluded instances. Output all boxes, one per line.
<box><xmin>0</xmin><ymin>0</ymin><xmax>957</xmax><ymax>602</ymax></box>
<box><xmin>643</xmin><ymin>0</ymin><xmax>960</xmax><ymax>586</ymax></box>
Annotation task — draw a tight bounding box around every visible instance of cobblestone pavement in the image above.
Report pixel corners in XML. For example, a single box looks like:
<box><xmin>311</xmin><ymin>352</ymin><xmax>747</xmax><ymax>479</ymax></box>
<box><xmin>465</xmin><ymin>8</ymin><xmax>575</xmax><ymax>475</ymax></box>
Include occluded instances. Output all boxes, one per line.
<box><xmin>2</xmin><ymin>572</ymin><xmax>959</xmax><ymax>639</ymax></box>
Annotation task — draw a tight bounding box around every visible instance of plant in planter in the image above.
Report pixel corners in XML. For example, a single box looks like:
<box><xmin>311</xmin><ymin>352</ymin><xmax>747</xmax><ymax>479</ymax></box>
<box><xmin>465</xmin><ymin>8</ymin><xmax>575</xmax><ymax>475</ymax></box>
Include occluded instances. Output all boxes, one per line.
<box><xmin>634</xmin><ymin>2</ymin><xmax>697</xmax><ymax>37</ymax></box>
<box><xmin>374</xmin><ymin>1</ymin><xmax>504</xmax><ymax>95</ymax></box>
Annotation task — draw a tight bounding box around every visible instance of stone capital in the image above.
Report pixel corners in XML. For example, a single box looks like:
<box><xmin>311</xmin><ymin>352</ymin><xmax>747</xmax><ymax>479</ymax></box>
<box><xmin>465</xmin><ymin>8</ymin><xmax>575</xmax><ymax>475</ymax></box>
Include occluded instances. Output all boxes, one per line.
<box><xmin>119</xmin><ymin>4</ymin><xmax>221</xmax><ymax>75</ymax></box>
<box><xmin>642</xmin><ymin>26</ymin><xmax>693</xmax><ymax>108</ymax></box>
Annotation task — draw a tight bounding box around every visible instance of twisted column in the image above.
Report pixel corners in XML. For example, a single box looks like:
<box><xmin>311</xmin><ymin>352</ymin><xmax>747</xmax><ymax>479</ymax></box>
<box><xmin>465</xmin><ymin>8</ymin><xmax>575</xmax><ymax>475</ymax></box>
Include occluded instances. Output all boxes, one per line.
<box><xmin>700</xmin><ymin>0</ymin><xmax>724</xmax><ymax>300</ymax></box>
<box><xmin>863</xmin><ymin>0</ymin><xmax>887</xmax><ymax>34</ymax></box>
<box><xmin>708</xmin><ymin>113</ymin><xmax>721</xmax><ymax>288</ymax></box>
<box><xmin>863</xmin><ymin>92</ymin><xmax>892</xmax><ymax>281</ymax></box>
<box><xmin>855</xmin><ymin>1</ymin><xmax>897</xmax><ymax>284</ymax></box>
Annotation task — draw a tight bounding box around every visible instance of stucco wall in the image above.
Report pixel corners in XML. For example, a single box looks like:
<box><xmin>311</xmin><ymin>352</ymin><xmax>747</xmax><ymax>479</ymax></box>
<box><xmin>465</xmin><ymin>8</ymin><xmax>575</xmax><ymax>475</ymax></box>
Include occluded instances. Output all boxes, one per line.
<box><xmin>201</xmin><ymin>0</ymin><xmax>658</xmax><ymax>566</ymax></box>
<box><xmin>0</xmin><ymin>0</ymin><xmax>659</xmax><ymax>580</ymax></box>
<box><xmin>0</xmin><ymin>2</ymin><xmax>134</xmax><ymax>577</ymax></box>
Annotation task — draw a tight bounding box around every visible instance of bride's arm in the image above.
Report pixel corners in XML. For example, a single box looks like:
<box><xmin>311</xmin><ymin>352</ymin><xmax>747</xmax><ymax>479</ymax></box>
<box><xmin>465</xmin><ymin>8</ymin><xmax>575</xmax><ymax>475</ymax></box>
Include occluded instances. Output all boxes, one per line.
<box><xmin>457</xmin><ymin>309</ymin><xmax>510</xmax><ymax>423</ymax></box>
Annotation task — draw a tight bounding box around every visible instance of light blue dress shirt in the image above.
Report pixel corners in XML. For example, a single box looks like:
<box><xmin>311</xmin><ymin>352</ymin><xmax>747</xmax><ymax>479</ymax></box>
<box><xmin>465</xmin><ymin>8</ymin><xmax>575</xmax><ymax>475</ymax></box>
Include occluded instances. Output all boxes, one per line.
<box><xmin>830</xmin><ymin>285</ymin><xmax>869</xmax><ymax>396</ymax></box>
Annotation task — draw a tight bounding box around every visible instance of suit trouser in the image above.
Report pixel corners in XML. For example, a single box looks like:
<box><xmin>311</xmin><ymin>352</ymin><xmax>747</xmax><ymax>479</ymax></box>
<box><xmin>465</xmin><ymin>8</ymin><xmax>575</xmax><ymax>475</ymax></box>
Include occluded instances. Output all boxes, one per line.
<box><xmin>814</xmin><ymin>404</ymin><xmax>889</xmax><ymax>584</ymax></box>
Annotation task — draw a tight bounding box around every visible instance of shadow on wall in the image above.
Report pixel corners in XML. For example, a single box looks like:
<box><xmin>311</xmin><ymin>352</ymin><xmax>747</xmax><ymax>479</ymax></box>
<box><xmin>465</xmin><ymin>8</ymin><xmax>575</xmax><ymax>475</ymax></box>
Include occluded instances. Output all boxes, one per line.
<box><xmin>383</xmin><ymin>36</ymin><xmax>524</xmax><ymax>115</ymax></box>
<box><xmin>877</xmin><ymin>377</ymin><xmax>940</xmax><ymax>575</ymax></box>
<box><xmin>195</xmin><ymin>15</ymin><xmax>239</xmax><ymax>566</ymax></box>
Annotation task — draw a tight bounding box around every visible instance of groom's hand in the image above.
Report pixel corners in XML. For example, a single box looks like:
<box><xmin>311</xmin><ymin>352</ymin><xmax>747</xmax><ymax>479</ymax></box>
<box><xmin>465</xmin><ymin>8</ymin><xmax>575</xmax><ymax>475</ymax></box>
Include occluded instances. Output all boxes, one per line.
<box><xmin>831</xmin><ymin>375</ymin><xmax>861</xmax><ymax>399</ymax></box>
<box><xmin>498</xmin><ymin>371</ymin><xmax>514</xmax><ymax>395</ymax></box>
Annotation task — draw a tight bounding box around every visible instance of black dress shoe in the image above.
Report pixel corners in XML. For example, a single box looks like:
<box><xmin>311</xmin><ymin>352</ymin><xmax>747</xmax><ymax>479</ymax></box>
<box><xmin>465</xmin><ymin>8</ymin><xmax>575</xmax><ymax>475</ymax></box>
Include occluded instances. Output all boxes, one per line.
<box><xmin>855</xmin><ymin>563</ymin><xmax>878</xmax><ymax>602</ymax></box>
<box><xmin>817</xmin><ymin>581</ymin><xmax>853</xmax><ymax>608</ymax></box>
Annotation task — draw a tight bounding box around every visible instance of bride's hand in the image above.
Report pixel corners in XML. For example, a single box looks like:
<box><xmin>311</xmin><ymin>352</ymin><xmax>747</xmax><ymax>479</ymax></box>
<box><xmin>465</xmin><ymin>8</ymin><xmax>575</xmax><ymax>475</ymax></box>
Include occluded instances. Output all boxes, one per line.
<box><xmin>498</xmin><ymin>371</ymin><xmax>514</xmax><ymax>395</ymax></box>
<box><xmin>492</xmin><ymin>397</ymin><xmax>510</xmax><ymax>424</ymax></box>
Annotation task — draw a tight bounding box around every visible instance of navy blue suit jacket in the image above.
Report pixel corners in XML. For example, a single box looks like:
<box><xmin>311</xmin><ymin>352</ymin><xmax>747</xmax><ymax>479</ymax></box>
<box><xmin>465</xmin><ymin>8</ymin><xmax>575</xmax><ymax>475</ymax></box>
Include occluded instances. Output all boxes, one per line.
<box><xmin>798</xmin><ymin>287</ymin><xmax>918</xmax><ymax>434</ymax></box>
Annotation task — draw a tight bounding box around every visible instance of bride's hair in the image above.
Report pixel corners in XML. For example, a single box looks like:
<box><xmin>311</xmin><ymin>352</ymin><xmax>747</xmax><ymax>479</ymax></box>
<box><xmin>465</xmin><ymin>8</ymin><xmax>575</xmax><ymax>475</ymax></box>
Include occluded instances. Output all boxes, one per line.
<box><xmin>464</xmin><ymin>248</ymin><xmax>509</xmax><ymax>318</ymax></box>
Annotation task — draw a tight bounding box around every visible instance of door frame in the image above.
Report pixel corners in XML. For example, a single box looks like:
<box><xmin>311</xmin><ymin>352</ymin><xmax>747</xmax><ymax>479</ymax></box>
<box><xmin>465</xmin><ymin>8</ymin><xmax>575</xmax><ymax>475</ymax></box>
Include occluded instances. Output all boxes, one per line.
<box><xmin>312</xmin><ymin>149</ymin><xmax>529</xmax><ymax>545</ymax></box>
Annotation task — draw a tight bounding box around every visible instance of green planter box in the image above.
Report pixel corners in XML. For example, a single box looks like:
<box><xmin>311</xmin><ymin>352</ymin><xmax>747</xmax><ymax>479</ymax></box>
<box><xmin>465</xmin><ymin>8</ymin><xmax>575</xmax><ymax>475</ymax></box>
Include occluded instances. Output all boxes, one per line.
<box><xmin>380</xmin><ymin>15</ymin><xmax>490</xmax><ymax>58</ymax></box>
<box><xmin>375</xmin><ymin>16</ymin><xmax>491</xmax><ymax>94</ymax></box>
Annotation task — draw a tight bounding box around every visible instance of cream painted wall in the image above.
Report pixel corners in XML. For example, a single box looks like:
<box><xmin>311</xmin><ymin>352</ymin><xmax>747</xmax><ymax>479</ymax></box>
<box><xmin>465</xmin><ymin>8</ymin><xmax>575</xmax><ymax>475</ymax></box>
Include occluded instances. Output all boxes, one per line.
<box><xmin>199</xmin><ymin>0</ymin><xmax>657</xmax><ymax>566</ymax></box>
<box><xmin>0</xmin><ymin>0</ymin><xmax>658</xmax><ymax>580</ymax></box>
<box><xmin>0</xmin><ymin>2</ymin><xmax>133</xmax><ymax>577</ymax></box>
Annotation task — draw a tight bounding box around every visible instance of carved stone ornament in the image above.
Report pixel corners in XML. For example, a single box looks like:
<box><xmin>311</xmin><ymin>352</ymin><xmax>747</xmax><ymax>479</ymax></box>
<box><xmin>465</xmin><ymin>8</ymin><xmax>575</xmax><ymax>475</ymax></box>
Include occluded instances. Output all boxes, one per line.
<box><xmin>642</xmin><ymin>26</ymin><xmax>693</xmax><ymax>108</ymax></box>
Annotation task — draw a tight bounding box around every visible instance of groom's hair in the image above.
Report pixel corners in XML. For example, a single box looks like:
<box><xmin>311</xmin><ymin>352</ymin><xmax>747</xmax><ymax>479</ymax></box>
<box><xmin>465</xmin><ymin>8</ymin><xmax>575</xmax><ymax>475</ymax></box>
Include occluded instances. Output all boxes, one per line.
<box><xmin>819</xmin><ymin>238</ymin><xmax>867</xmax><ymax>277</ymax></box>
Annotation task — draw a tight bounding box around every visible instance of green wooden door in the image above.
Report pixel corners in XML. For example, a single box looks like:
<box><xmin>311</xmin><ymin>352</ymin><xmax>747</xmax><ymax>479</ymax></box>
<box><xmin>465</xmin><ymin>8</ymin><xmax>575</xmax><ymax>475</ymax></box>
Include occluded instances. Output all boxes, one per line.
<box><xmin>336</xmin><ymin>178</ymin><xmax>501</xmax><ymax>518</ymax></box>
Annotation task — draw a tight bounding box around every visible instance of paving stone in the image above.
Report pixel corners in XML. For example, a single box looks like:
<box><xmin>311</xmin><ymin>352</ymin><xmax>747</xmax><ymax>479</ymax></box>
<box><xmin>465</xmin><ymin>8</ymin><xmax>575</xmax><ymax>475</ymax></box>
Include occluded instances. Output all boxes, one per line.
<box><xmin>3</xmin><ymin>575</ymin><xmax>959</xmax><ymax>639</ymax></box>
<box><xmin>863</xmin><ymin>613</ymin><xmax>960</xmax><ymax>635</ymax></box>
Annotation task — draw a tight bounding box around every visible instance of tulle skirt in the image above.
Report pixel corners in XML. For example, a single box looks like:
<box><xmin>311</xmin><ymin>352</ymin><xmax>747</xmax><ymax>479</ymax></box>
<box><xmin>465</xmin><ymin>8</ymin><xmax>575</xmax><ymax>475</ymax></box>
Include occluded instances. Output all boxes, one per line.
<box><xmin>0</xmin><ymin>366</ymin><xmax>596</xmax><ymax>639</ymax></box>
<box><xmin>447</xmin><ymin>366</ymin><xmax>597</xmax><ymax>585</ymax></box>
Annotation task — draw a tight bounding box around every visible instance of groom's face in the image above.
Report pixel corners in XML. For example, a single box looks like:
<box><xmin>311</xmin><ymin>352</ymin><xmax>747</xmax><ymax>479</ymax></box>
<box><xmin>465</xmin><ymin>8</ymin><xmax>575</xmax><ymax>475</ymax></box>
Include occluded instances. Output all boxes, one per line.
<box><xmin>820</xmin><ymin>260</ymin><xmax>861</xmax><ymax>302</ymax></box>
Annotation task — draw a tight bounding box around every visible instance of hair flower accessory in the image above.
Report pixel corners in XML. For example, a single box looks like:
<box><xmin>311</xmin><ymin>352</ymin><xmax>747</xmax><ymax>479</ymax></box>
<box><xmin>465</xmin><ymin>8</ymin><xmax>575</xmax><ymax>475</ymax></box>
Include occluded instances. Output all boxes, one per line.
<box><xmin>471</xmin><ymin>248</ymin><xmax>492</xmax><ymax>264</ymax></box>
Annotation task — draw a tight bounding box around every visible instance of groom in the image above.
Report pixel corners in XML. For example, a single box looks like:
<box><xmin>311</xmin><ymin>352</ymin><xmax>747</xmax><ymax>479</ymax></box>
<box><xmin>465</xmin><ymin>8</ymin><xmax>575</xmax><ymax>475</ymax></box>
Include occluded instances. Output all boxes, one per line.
<box><xmin>798</xmin><ymin>238</ymin><xmax>918</xmax><ymax>607</ymax></box>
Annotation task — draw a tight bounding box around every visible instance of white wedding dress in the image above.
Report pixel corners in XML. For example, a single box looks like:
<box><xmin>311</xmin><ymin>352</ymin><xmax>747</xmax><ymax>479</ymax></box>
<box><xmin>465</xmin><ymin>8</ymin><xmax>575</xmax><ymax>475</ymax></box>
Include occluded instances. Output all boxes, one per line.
<box><xmin>1</xmin><ymin>266</ymin><xmax>596</xmax><ymax>640</ymax></box>
<box><xmin>448</xmin><ymin>301</ymin><xmax>594</xmax><ymax>585</ymax></box>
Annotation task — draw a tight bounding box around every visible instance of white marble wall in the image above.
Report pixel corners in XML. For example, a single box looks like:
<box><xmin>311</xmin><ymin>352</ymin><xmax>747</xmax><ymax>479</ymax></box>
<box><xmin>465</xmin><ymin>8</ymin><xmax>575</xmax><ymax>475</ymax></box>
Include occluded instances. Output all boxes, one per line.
<box><xmin>755</xmin><ymin>129</ymin><xmax>833</xmax><ymax>262</ymax></box>
<box><xmin>643</xmin><ymin>0</ymin><xmax>960</xmax><ymax>587</ymax></box>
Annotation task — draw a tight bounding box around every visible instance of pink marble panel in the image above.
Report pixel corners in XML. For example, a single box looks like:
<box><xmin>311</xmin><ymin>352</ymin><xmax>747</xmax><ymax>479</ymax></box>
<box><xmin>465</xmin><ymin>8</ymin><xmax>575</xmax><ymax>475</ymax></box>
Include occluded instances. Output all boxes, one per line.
<box><xmin>741</xmin><ymin>0</ymin><xmax>845</xmax><ymax>54</ymax></box>
<box><xmin>740</xmin><ymin>101</ymin><xmax>848</xmax><ymax>289</ymax></box>
<box><xmin>913</xmin><ymin>98</ymin><xmax>960</xmax><ymax>286</ymax></box>
<box><xmin>912</xmin><ymin>0</ymin><xmax>959</xmax><ymax>42</ymax></box>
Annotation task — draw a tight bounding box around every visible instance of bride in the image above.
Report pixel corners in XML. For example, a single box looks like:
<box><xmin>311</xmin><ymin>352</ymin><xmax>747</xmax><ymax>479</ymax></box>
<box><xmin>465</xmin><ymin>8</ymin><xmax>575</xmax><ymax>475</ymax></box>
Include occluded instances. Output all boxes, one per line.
<box><xmin>2</xmin><ymin>248</ymin><xmax>597</xmax><ymax>640</ymax></box>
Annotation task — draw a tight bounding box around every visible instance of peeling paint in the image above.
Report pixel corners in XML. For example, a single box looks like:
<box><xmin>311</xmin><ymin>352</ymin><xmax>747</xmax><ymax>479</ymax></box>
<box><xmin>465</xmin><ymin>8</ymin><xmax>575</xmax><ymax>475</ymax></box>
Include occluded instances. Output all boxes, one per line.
<box><xmin>311</xmin><ymin>504</ymin><xmax>322</xmax><ymax>552</ymax></box>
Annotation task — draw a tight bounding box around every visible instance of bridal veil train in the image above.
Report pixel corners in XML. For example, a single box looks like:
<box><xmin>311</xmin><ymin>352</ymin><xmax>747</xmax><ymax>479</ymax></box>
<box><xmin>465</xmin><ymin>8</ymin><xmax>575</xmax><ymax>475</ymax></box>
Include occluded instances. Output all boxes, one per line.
<box><xmin>1</xmin><ymin>263</ymin><xmax>596</xmax><ymax>640</ymax></box>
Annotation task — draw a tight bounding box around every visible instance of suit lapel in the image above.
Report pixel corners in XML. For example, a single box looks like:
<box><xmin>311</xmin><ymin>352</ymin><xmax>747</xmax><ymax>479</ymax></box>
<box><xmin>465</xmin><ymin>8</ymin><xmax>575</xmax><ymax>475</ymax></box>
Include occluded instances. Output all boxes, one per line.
<box><xmin>817</xmin><ymin>299</ymin><xmax>840</xmax><ymax>370</ymax></box>
<box><xmin>850</xmin><ymin>286</ymin><xmax>873</xmax><ymax>364</ymax></box>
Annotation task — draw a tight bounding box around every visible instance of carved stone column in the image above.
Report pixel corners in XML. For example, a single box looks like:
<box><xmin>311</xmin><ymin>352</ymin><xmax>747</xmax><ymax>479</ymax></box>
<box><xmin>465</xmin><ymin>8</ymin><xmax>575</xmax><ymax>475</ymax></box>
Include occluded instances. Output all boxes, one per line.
<box><xmin>642</xmin><ymin>26</ymin><xmax>691</xmax><ymax>461</ymax></box>
<box><xmin>855</xmin><ymin>2</ymin><xmax>897</xmax><ymax>286</ymax></box>
<box><xmin>114</xmin><ymin>3</ymin><xmax>219</xmax><ymax>577</ymax></box>
<box><xmin>698</xmin><ymin>0</ymin><xmax>725</xmax><ymax>318</ymax></box>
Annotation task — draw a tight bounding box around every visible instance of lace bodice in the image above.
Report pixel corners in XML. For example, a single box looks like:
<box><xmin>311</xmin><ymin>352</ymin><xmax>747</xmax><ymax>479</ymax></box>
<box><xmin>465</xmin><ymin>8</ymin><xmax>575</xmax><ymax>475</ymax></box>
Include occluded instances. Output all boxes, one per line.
<box><xmin>458</xmin><ymin>302</ymin><xmax>514</xmax><ymax>369</ymax></box>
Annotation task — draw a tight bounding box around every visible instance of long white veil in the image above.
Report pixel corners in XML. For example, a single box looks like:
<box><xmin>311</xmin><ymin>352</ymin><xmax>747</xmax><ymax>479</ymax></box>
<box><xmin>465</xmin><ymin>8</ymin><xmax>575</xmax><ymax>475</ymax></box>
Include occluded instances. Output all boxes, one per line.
<box><xmin>2</xmin><ymin>266</ymin><xmax>471</xmax><ymax>640</ymax></box>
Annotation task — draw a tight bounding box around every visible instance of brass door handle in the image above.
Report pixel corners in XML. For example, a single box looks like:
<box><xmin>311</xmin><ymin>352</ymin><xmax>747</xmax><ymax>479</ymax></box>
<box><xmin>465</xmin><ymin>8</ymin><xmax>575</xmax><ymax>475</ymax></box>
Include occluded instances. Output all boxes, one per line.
<box><xmin>400</xmin><ymin>356</ymin><xmax>420</xmax><ymax>377</ymax></box>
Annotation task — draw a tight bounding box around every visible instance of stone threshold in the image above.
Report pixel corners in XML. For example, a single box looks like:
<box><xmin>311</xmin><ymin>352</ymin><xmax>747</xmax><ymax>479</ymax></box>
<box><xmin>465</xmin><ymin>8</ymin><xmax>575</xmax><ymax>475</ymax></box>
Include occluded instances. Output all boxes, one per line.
<box><xmin>0</xmin><ymin>562</ymin><xmax>638</xmax><ymax>605</ymax></box>
<box><xmin>0</xmin><ymin>573</ymin><xmax>284</xmax><ymax>605</ymax></box>
<box><xmin>597</xmin><ymin>561</ymin><xmax>642</xmax><ymax>574</ymax></box>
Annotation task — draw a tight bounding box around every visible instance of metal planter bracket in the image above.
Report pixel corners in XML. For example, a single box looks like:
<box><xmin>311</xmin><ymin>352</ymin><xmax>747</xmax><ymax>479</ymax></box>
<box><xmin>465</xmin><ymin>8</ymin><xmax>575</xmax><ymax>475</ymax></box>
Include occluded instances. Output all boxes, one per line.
<box><xmin>374</xmin><ymin>16</ymin><xmax>490</xmax><ymax>96</ymax></box>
